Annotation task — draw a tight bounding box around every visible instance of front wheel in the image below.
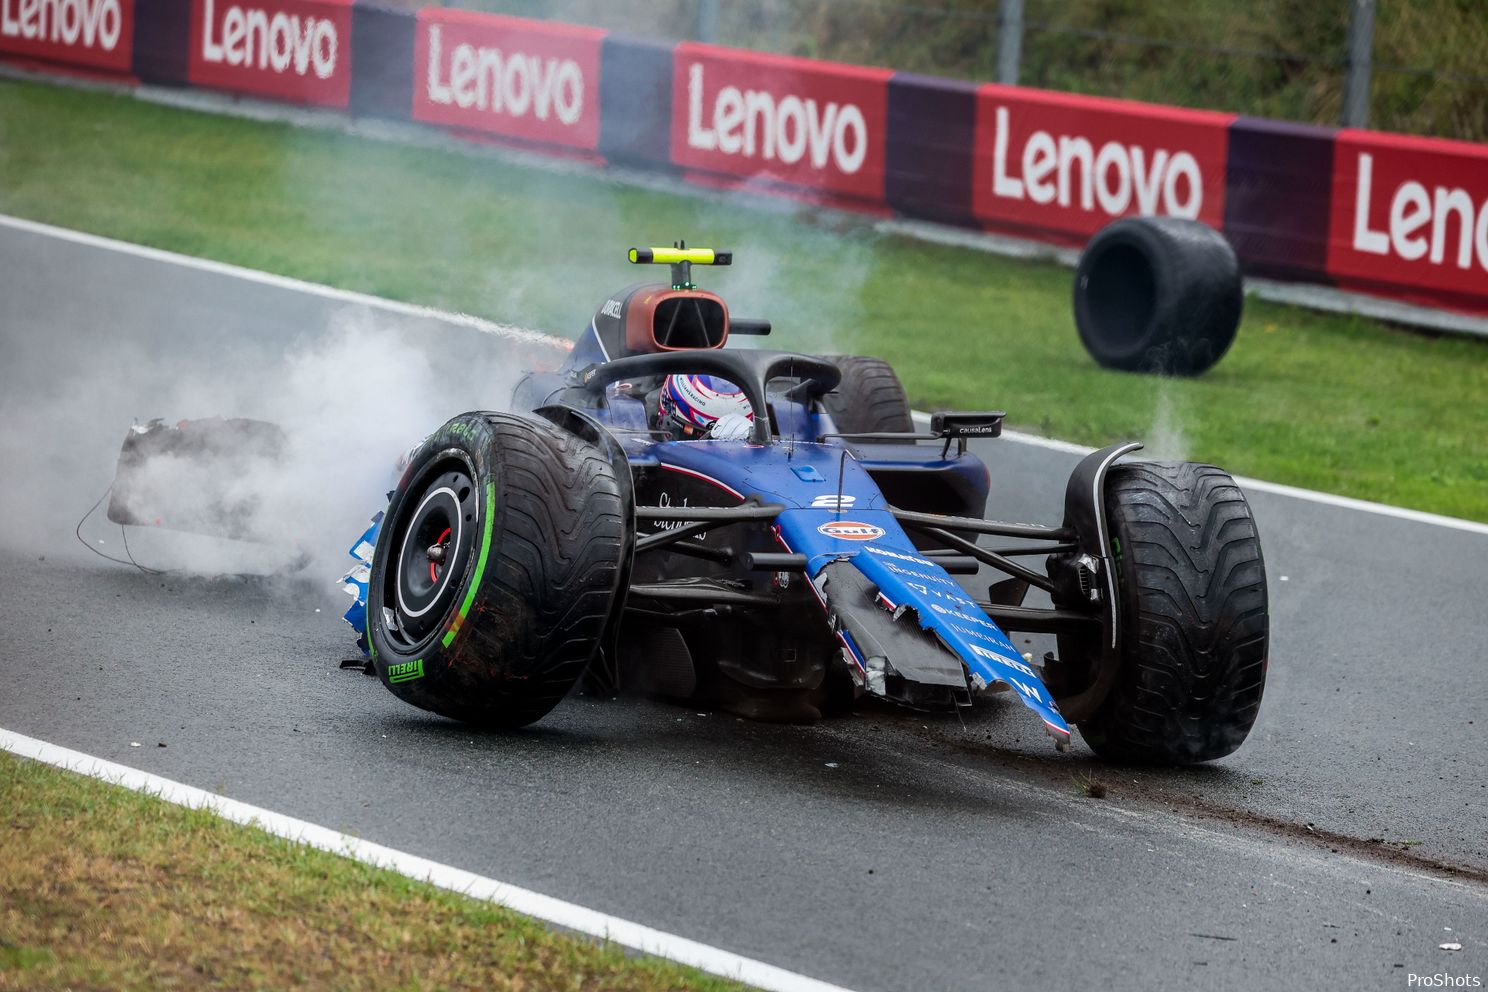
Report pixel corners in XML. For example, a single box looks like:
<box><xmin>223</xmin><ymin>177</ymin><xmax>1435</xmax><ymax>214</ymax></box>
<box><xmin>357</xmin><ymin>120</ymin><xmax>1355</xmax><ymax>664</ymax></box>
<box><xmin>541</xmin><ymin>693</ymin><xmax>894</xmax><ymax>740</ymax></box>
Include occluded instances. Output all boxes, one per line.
<box><xmin>1078</xmin><ymin>461</ymin><xmax>1268</xmax><ymax>764</ymax></box>
<box><xmin>367</xmin><ymin>411</ymin><xmax>629</xmax><ymax>728</ymax></box>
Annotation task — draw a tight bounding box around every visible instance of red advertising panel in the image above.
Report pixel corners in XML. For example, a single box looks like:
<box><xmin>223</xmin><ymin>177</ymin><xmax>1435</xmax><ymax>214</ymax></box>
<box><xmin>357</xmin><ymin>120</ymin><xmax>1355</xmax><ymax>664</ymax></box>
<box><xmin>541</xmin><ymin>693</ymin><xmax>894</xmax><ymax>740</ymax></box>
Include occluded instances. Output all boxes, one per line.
<box><xmin>1327</xmin><ymin>130</ymin><xmax>1488</xmax><ymax>306</ymax></box>
<box><xmin>973</xmin><ymin>85</ymin><xmax>1234</xmax><ymax>240</ymax></box>
<box><xmin>672</xmin><ymin>43</ymin><xmax>892</xmax><ymax>202</ymax></box>
<box><xmin>0</xmin><ymin>0</ymin><xmax>133</xmax><ymax>73</ymax></box>
<box><xmin>412</xmin><ymin>9</ymin><xmax>604</xmax><ymax>151</ymax></box>
<box><xmin>188</xmin><ymin>0</ymin><xmax>352</xmax><ymax>108</ymax></box>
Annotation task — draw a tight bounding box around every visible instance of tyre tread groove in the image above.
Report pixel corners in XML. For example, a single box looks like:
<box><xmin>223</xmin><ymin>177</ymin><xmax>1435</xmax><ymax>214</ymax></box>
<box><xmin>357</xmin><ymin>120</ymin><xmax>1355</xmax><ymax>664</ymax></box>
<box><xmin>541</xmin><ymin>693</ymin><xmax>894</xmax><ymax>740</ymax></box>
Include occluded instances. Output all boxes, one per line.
<box><xmin>1080</xmin><ymin>460</ymin><xmax>1269</xmax><ymax>764</ymax></box>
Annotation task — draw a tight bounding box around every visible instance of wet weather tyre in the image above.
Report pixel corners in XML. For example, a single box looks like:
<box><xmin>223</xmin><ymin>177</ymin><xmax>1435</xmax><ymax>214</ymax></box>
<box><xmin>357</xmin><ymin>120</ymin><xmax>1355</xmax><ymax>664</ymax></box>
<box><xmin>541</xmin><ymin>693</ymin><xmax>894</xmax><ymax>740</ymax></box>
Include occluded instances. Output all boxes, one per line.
<box><xmin>820</xmin><ymin>355</ymin><xmax>913</xmax><ymax>440</ymax></box>
<box><xmin>366</xmin><ymin>411</ymin><xmax>629</xmax><ymax>729</ymax></box>
<box><xmin>1073</xmin><ymin>217</ymin><xmax>1242</xmax><ymax>376</ymax></box>
<box><xmin>1078</xmin><ymin>462</ymin><xmax>1268</xmax><ymax>764</ymax></box>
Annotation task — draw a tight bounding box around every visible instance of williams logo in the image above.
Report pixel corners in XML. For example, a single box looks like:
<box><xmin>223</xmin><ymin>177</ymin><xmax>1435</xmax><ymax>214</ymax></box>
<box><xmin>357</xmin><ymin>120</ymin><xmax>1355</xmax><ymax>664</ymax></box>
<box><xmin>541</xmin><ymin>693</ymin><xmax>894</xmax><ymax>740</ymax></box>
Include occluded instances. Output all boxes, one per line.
<box><xmin>817</xmin><ymin>520</ymin><xmax>885</xmax><ymax>541</ymax></box>
<box><xmin>387</xmin><ymin>660</ymin><xmax>424</xmax><ymax>684</ymax></box>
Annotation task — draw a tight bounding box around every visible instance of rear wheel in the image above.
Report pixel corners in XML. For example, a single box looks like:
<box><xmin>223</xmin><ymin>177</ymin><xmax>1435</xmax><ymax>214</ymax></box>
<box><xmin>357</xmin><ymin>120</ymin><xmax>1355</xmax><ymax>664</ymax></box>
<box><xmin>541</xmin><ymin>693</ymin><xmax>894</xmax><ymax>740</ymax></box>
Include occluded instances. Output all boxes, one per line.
<box><xmin>1078</xmin><ymin>461</ymin><xmax>1268</xmax><ymax>764</ymax></box>
<box><xmin>367</xmin><ymin>411</ymin><xmax>629</xmax><ymax>728</ymax></box>
<box><xmin>820</xmin><ymin>355</ymin><xmax>913</xmax><ymax>439</ymax></box>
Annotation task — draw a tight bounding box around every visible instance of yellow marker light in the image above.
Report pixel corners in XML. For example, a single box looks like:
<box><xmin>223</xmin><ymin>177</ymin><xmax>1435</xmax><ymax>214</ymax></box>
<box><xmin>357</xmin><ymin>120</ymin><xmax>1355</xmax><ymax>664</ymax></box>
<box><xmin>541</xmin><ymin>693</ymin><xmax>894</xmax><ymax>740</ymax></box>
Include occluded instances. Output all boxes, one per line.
<box><xmin>629</xmin><ymin>247</ymin><xmax>732</xmax><ymax>266</ymax></box>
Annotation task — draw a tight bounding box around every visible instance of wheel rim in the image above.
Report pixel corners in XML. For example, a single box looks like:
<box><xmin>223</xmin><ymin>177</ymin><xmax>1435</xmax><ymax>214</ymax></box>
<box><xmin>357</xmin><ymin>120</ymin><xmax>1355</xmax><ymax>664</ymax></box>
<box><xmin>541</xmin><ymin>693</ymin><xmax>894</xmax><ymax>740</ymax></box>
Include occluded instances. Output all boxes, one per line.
<box><xmin>383</xmin><ymin>463</ymin><xmax>480</xmax><ymax>652</ymax></box>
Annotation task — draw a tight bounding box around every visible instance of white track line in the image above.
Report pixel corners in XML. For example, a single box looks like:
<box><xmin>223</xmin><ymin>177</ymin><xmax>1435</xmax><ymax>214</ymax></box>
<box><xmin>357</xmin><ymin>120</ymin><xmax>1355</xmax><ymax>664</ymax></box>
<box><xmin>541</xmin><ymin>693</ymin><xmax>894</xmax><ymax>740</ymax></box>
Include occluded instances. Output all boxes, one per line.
<box><xmin>0</xmin><ymin>214</ymin><xmax>570</xmax><ymax>353</ymax></box>
<box><xmin>911</xmin><ymin>412</ymin><xmax>1488</xmax><ymax>537</ymax></box>
<box><xmin>0</xmin><ymin>727</ymin><xmax>858</xmax><ymax>992</ymax></box>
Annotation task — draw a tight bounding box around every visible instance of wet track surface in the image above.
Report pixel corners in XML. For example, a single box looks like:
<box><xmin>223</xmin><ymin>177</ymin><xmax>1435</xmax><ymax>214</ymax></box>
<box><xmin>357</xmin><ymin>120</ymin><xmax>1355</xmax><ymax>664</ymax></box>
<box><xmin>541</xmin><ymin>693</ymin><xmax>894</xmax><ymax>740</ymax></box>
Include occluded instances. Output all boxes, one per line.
<box><xmin>2</xmin><ymin>218</ymin><xmax>1485</xmax><ymax>989</ymax></box>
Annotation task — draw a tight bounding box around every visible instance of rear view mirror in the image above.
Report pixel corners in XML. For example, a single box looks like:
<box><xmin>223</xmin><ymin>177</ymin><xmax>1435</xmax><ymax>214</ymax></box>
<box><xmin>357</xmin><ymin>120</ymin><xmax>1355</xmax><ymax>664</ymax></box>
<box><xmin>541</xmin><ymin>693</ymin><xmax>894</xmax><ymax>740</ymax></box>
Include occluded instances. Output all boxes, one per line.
<box><xmin>930</xmin><ymin>411</ymin><xmax>1005</xmax><ymax>457</ymax></box>
<box><xmin>930</xmin><ymin>411</ymin><xmax>1005</xmax><ymax>439</ymax></box>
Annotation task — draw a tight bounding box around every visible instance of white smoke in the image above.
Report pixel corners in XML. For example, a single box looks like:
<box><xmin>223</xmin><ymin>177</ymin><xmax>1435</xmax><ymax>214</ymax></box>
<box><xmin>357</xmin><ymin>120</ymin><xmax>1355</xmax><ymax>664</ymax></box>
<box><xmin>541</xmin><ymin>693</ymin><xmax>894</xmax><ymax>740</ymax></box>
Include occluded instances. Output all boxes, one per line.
<box><xmin>1143</xmin><ymin>386</ymin><xmax>1190</xmax><ymax>463</ymax></box>
<box><xmin>109</xmin><ymin>316</ymin><xmax>455</xmax><ymax>574</ymax></box>
<box><xmin>0</xmin><ymin>133</ymin><xmax>877</xmax><ymax>604</ymax></box>
<box><xmin>0</xmin><ymin>299</ymin><xmax>554</xmax><ymax>592</ymax></box>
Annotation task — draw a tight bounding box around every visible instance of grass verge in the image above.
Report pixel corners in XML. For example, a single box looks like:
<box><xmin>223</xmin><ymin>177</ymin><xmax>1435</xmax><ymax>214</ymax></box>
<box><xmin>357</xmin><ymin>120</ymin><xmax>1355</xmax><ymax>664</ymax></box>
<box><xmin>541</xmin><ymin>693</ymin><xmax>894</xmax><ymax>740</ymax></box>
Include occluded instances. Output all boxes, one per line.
<box><xmin>0</xmin><ymin>751</ymin><xmax>749</xmax><ymax>992</ymax></box>
<box><xmin>2</xmin><ymin>79</ymin><xmax>1485</xmax><ymax>520</ymax></box>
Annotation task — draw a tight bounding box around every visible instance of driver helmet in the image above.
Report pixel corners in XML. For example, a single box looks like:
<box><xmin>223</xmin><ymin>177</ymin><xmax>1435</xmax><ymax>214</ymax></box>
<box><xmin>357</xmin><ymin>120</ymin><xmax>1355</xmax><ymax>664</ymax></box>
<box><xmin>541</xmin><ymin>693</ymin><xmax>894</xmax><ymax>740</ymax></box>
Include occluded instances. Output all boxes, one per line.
<box><xmin>658</xmin><ymin>374</ymin><xmax>754</xmax><ymax>440</ymax></box>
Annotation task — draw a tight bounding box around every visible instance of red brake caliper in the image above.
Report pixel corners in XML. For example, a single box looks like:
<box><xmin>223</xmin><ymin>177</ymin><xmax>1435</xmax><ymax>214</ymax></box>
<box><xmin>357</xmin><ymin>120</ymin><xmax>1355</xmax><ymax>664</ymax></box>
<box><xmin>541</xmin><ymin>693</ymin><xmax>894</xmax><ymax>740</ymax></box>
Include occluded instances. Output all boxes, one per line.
<box><xmin>429</xmin><ymin>527</ymin><xmax>452</xmax><ymax>584</ymax></box>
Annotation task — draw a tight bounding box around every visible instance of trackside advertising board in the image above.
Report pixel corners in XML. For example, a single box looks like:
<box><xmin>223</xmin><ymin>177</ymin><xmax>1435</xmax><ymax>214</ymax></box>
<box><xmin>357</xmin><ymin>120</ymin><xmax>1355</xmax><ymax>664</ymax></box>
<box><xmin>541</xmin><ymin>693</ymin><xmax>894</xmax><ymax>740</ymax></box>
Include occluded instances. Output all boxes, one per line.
<box><xmin>1328</xmin><ymin>129</ymin><xmax>1488</xmax><ymax>309</ymax></box>
<box><xmin>16</xmin><ymin>3</ymin><xmax>1486</xmax><ymax>316</ymax></box>
<box><xmin>0</xmin><ymin>0</ymin><xmax>133</xmax><ymax>72</ymax></box>
<box><xmin>972</xmin><ymin>84</ymin><xmax>1234</xmax><ymax>241</ymax></box>
<box><xmin>188</xmin><ymin>0</ymin><xmax>352</xmax><ymax>108</ymax></box>
<box><xmin>672</xmin><ymin>43</ymin><xmax>892</xmax><ymax>202</ymax></box>
<box><xmin>413</xmin><ymin>9</ymin><xmax>604</xmax><ymax>151</ymax></box>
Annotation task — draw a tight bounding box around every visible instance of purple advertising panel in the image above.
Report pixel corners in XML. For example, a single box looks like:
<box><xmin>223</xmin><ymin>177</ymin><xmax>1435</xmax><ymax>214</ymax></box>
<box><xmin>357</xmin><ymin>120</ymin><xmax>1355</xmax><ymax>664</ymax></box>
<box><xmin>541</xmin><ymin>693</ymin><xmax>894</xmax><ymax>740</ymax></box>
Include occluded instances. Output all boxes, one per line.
<box><xmin>885</xmin><ymin>72</ymin><xmax>977</xmax><ymax>223</ymax></box>
<box><xmin>598</xmin><ymin>33</ymin><xmax>673</xmax><ymax>170</ymax></box>
<box><xmin>1223</xmin><ymin>116</ymin><xmax>1336</xmax><ymax>279</ymax></box>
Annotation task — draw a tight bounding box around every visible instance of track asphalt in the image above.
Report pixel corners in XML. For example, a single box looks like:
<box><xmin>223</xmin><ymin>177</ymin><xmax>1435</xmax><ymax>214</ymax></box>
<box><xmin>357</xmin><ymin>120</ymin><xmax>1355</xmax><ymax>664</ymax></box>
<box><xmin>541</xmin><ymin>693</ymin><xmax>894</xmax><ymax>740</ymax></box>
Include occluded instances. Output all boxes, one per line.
<box><xmin>1</xmin><ymin>219</ymin><xmax>1483</xmax><ymax>990</ymax></box>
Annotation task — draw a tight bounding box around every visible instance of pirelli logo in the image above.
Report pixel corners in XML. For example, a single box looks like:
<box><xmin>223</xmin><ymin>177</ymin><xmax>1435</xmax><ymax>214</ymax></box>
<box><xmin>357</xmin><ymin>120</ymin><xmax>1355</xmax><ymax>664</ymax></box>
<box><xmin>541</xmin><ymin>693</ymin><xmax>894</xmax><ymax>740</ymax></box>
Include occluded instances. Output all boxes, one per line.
<box><xmin>388</xmin><ymin>660</ymin><xmax>425</xmax><ymax>684</ymax></box>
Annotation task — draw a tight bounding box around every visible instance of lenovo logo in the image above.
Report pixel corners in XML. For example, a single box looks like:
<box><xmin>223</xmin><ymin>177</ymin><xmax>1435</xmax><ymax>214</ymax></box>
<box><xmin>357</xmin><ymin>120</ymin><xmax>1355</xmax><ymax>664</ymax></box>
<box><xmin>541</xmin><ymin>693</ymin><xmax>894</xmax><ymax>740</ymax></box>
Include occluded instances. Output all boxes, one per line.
<box><xmin>412</xmin><ymin>11</ymin><xmax>603</xmax><ymax>151</ymax></box>
<box><xmin>1</xmin><ymin>0</ymin><xmax>121</xmax><ymax>50</ymax></box>
<box><xmin>685</xmin><ymin>62</ymin><xmax>869</xmax><ymax>175</ymax></box>
<box><xmin>1325</xmin><ymin>134</ymin><xmax>1488</xmax><ymax>302</ymax></box>
<box><xmin>199</xmin><ymin>0</ymin><xmax>337</xmax><ymax>79</ymax></box>
<box><xmin>670</xmin><ymin>46</ymin><xmax>890</xmax><ymax>200</ymax></box>
<box><xmin>988</xmin><ymin>105</ymin><xmax>1203</xmax><ymax>219</ymax></box>
<box><xmin>973</xmin><ymin>88</ymin><xmax>1230</xmax><ymax>238</ymax></box>
<box><xmin>424</xmin><ymin>23</ymin><xmax>584</xmax><ymax>125</ymax></box>
<box><xmin>1350</xmin><ymin>152</ymin><xmax>1488</xmax><ymax>271</ymax></box>
<box><xmin>187</xmin><ymin>0</ymin><xmax>350</xmax><ymax>107</ymax></box>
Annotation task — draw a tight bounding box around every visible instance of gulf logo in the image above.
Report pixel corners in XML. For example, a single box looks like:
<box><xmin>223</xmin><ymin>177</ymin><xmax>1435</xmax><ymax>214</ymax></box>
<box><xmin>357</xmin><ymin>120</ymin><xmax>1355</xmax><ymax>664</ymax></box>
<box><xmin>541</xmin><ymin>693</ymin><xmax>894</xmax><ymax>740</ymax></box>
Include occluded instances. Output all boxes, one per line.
<box><xmin>817</xmin><ymin>520</ymin><xmax>886</xmax><ymax>541</ymax></box>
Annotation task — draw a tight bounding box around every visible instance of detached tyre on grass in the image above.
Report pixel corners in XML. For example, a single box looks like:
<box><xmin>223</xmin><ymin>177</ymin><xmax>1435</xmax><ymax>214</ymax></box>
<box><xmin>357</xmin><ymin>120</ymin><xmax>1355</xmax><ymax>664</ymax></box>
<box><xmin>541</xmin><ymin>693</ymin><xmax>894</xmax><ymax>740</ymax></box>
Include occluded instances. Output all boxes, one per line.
<box><xmin>1078</xmin><ymin>461</ymin><xmax>1269</xmax><ymax>764</ymax></box>
<box><xmin>819</xmin><ymin>355</ymin><xmax>914</xmax><ymax>440</ymax></box>
<box><xmin>367</xmin><ymin>411</ymin><xmax>629</xmax><ymax>729</ymax></box>
<box><xmin>1074</xmin><ymin>217</ymin><xmax>1243</xmax><ymax>376</ymax></box>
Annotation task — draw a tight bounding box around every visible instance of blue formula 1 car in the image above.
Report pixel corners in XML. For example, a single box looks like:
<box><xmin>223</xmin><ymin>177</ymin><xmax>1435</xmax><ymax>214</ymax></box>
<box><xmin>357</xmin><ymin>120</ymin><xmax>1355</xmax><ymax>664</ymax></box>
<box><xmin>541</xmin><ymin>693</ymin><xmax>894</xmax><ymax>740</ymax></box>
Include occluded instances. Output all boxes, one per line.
<box><xmin>343</xmin><ymin>246</ymin><xmax>1269</xmax><ymax>764</ymax></box>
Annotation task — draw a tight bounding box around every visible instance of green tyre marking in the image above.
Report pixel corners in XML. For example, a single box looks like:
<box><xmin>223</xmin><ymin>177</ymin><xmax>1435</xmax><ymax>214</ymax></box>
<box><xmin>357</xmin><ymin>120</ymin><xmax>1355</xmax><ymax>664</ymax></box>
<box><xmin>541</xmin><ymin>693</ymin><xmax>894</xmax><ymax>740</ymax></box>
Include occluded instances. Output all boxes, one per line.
<box><xmin>442</xmin><ymin>483</ymin><xmax>496</xmax><ymax>649</ymax></box>
<box><xmin>388</xmin><ymin>659</ymin><xmax>424</xmax><ymax>683</ymax></box>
